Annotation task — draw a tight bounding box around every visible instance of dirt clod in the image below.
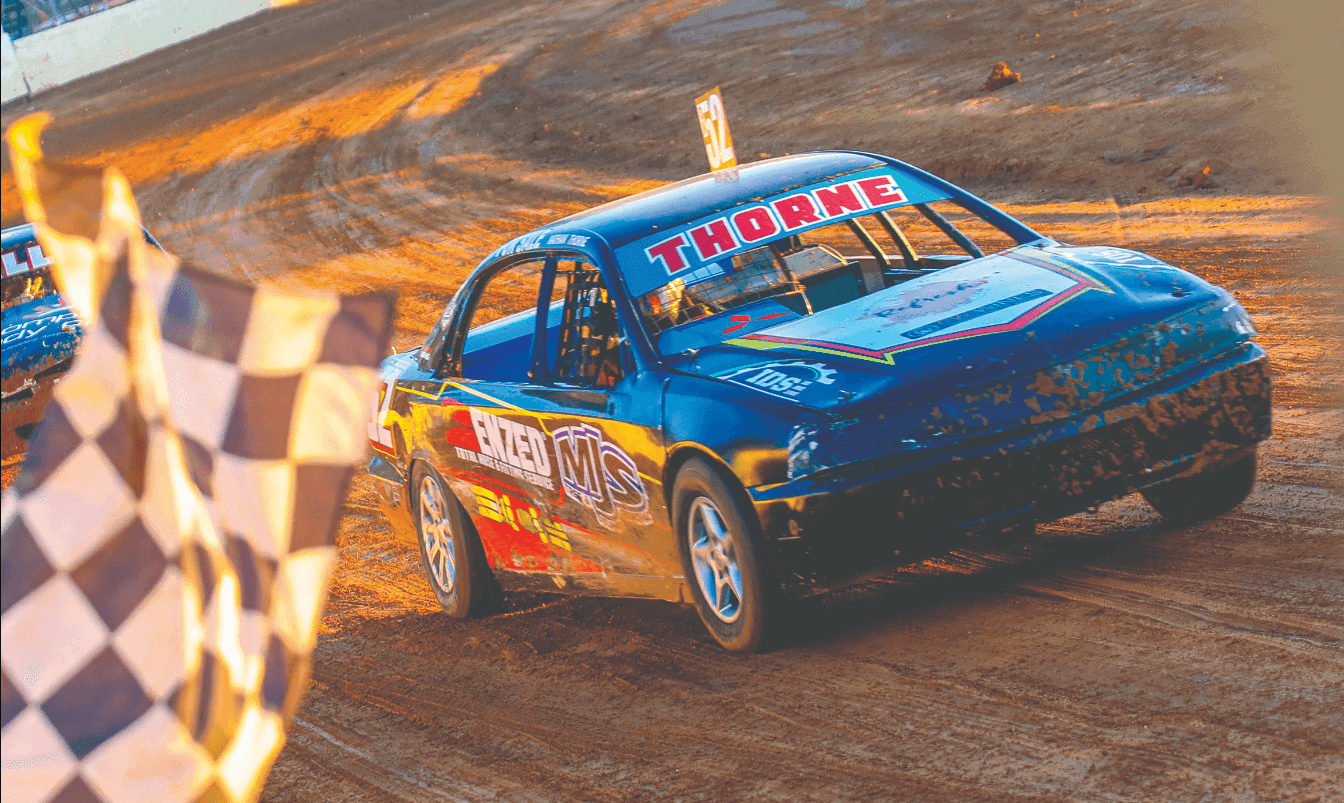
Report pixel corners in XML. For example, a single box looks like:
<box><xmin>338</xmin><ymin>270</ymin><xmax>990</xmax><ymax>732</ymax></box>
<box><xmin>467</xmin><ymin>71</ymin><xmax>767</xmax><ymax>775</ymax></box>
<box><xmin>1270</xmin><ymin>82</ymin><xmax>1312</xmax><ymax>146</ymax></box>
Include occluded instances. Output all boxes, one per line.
<box><xmin>981</xmin><ymin>61</ymin><xmax>1022</xmax><ymax>91</ymax></box>
<box><xmin>1176</xmin><ymin>163</ymin><xmax>1218</xmax><ymax>189</ymax></box>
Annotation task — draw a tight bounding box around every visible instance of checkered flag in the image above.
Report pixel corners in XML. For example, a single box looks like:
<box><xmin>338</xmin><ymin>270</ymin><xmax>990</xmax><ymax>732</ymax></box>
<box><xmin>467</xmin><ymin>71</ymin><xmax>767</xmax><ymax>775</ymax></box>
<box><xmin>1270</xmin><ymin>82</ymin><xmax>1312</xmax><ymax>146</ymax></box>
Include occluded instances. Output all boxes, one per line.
<box><xmin>1</xmin><ymin>115</ymin><xmax>393</xmax><ymax>803</ymax></box>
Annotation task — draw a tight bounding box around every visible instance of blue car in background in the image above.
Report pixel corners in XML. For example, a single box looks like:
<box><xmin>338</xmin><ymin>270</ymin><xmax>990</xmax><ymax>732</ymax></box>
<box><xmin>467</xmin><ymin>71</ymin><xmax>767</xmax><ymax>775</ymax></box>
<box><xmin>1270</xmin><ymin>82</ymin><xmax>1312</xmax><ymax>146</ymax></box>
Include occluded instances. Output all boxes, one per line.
<box><xmin>1</xmin><ymin>222</ymin><xmax>168</xmax><ymax>460</ymax></box>
<box><xmin>1</xmin><ymin>223</ymin><xmax>80</xmax><ymax>460</ymax></box>
<box><xmin>366</xmin><ymin>152</ymin><xmax>1270</xmax><ymax>651</ymax></box>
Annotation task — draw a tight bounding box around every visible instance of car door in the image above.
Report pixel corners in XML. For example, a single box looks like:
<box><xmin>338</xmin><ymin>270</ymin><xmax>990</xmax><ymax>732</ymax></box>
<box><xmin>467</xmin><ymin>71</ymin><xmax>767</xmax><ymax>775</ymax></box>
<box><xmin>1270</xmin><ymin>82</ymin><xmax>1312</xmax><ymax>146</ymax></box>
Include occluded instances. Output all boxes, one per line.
<box><xmin>432</xmin><ymin>254</ymin><xmax>679</xmax><ymax>601</ymax></box>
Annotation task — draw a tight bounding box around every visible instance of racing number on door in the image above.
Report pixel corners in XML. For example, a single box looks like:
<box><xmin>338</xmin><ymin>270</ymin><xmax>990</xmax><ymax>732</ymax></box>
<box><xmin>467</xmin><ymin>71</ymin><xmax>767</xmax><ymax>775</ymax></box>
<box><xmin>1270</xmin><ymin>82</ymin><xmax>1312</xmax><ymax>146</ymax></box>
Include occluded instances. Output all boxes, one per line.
<box><xmin>695</xmin><ymin>87</ymin><xmax>737</xmax><ymax>171</ymax></box>
<box><xmin>367</xmin><ymin>364</ymin><xmax>406</xmax><ymax>456</ymax></box>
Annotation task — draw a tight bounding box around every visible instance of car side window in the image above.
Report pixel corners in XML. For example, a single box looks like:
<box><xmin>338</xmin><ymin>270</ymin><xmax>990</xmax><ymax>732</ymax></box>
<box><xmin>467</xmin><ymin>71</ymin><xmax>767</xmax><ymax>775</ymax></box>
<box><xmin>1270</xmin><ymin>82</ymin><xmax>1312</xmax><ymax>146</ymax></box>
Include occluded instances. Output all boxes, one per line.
<box><xmin>546</xmin><ymin>261</ymin><xmax>630</xmax><ymax>388</ymax></box>
<box><xmin>459</xmin><ymin>258</ymin><xmax>545</xmax><ymax>382</ymax></box>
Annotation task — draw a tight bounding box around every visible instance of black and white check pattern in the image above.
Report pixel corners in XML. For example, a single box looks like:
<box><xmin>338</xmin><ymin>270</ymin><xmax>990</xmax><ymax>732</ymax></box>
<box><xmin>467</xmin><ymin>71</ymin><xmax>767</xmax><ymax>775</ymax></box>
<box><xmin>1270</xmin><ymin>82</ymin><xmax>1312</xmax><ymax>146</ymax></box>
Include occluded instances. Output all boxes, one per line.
<box><xmin>1</xmin><ymin>125</ymin><xmax>392</xmax><ymax>803</ymax></box>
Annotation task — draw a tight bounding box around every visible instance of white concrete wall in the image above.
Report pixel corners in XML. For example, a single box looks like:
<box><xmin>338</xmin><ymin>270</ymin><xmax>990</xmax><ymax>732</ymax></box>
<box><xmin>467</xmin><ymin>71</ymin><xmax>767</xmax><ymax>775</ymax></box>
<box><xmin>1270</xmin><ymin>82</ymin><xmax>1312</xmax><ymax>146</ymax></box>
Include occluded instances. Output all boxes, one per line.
<box><xmin>2</xmin><ymin>32</ymin><xmax>28</xmax><ymax>102</ymax></box>
<box><xmin>2</xmin><ymin>0</ymin><xmax>276</xmax><ymax>104</ymax></box>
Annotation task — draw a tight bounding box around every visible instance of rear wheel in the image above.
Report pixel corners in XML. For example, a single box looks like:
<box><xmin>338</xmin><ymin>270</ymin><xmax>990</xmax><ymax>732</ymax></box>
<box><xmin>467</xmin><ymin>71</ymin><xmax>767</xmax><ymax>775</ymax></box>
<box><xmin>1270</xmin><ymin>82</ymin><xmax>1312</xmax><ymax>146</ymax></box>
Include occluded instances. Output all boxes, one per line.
<box><xmin>1141</xmin><ymin>447</ymin><xmax>1258</xmax><ymax>523</ymax></box>
<box><xmin>413</xmin><ymin>463</ymin><xmax>498</xmax><ymax>617</ymax></box>
<box><xmin>673</xmin><ymin>458</ymin><xmax>774</xmax><ymax>652</ymax></box>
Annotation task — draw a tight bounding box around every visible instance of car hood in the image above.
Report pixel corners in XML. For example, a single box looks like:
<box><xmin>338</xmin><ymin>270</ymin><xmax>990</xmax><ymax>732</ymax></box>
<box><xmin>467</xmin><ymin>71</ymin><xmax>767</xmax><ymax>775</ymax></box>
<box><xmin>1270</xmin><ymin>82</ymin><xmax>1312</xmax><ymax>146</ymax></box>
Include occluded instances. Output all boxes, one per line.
<box><xmin>676</xmin><ymin>243</ymin><xmax>1252</xmax><ymax>413</ymax></box>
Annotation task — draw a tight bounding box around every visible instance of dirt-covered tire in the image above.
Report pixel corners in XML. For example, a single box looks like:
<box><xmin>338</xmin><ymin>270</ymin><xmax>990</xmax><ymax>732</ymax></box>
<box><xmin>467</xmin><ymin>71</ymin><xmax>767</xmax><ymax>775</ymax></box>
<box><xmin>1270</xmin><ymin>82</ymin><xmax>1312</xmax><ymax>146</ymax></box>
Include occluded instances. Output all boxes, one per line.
<box><xmin>1141</xmin><ymin>447</ymin><xmax>1258</xmax><ymax>523</ymax></box>
<box><xmin>673</xmin><ymin>458</ymin><xmax>775</xmax><ymax>652</ymax></box>
<box><xmin>412</xmin><ymin>463</ymin><xmax>498</xmax><ymax>617</ymax></box>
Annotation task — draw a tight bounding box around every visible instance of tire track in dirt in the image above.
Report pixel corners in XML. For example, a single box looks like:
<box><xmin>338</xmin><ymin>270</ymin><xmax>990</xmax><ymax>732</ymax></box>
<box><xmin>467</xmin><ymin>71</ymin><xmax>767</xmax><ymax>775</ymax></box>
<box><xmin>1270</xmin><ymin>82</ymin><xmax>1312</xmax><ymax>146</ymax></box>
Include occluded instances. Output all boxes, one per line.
<box><xmin>288</xmin><ymin>716</ymin><xmax>546</xmax><ymax>803</ymax></box>
<box><xmin>305</xmin><ymin>647</ymin><xmax>1024</xmax><ymax>801</ymax></box>
<box><xmin>294</xmin><ymin>612</ymin><xmax>1342</xmax><ymax>803</ymax></box>
<box><xmin>282</xmin><ymin>726</ymin><xmax>432</xmax><ymax>802</ymax></box>
<box><xmin>1017</xmin><ymin>575</ymin><xmax>1342</xmax><ymax>656</ymax></box>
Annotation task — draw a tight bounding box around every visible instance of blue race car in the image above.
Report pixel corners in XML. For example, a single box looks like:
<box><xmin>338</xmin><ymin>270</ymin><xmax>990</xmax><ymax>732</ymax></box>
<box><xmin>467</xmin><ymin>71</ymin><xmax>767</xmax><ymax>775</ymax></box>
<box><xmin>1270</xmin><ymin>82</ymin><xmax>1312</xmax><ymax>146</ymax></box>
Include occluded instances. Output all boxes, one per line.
<box><xmin>366</xmin><ymin>152</ymin><xmax>1270</xmax><ymax>651</ymax></box>
<box><xmin>2</xmin><ymin>223</ymin><xmax>80</xmax><ymax>459</ymax></box>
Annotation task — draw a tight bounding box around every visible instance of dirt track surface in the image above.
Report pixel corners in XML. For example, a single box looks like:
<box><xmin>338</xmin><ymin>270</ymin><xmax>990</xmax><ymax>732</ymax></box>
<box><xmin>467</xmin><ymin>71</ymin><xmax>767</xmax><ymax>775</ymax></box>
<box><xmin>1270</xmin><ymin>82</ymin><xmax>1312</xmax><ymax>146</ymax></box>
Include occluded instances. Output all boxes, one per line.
<box><xmin>2</xmin><ymin>1</ymin><xmax>1341</xmax><ymax>801</ymax></box>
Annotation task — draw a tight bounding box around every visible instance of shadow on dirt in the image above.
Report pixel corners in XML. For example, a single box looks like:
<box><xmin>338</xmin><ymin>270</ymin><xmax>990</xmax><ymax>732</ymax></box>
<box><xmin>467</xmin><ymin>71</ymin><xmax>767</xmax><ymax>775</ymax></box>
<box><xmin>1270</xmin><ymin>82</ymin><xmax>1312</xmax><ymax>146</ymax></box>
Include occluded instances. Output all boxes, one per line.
<box><xmin>779</xmin><ymin>514</ymin><xmax>1177</xmax><ymax>651</ymax></box>
<box><xmin>364</xmin><ymin>509</ymin><xmax>1187</xmax><ymax>660</ymax></box>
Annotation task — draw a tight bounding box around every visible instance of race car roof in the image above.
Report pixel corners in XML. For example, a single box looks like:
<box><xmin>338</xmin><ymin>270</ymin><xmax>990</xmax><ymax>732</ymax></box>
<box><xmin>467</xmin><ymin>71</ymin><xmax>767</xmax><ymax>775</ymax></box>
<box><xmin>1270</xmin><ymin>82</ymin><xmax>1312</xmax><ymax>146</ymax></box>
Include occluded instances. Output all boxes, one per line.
<box><xmin>2</xmin><ymin>223</ymin><xmax>38</xmax><ymax>249</ymax></box>
<box><xmin>537</xmin><ymin>151</ymin><xmax>903</xmax><ymax>248</ymax></box>
<box><xmin>478</xmin><ymin>151</ymin><xmax>1040</xmax><ymax>300</ymax></box>
<box><xmin>543</xmin><ymin>151</ymin><xmax>888</xmax><ymax>250</ymax></box>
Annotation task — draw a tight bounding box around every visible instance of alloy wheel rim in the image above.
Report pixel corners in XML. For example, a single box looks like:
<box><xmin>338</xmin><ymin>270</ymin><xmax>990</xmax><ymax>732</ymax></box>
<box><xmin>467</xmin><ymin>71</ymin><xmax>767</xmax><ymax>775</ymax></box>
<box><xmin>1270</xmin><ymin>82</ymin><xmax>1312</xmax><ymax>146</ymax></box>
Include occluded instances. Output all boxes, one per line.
<box><xmin>688</xmin><ymin>497</ymin><xmax>744</xmax><ymax>623</ymax></box>
<box><xmin>419</xmin><ymin>476</ymin><xmax>456</xmax><ymax>594</ymax></box>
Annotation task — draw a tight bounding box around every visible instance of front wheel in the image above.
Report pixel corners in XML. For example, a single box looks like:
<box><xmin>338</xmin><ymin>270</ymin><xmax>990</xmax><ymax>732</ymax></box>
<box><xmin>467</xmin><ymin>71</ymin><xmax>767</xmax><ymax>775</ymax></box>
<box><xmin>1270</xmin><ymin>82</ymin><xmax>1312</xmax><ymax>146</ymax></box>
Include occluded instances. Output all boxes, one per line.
<box><xmin>413</xmin><ymin>463</ymin><xmax>498</xmax><ymax>617</ymax></box>
<box><xmin>1141</xmin><ymin>447</ymin><xmax>1258</xmax><ymax>523</ymax></box>
<box><xmin>673</xmin><ymin>458</ymin><xmax>773</xmax><ymax>652</ymax></box>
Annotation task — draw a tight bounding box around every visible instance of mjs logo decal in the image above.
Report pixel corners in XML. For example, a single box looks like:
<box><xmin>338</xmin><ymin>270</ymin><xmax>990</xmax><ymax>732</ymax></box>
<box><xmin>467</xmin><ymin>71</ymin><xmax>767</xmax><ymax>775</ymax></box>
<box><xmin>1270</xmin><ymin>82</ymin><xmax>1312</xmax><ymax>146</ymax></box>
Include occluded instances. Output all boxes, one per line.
<box><xmin>444</xmin><ymin>407</ymin><xmax>647</xmax><ymax>519</ymax></box>
<box><xmin>731</xmin><ymin>251</ymin><xmax>1112</xmax><ymax>364</ymax></box>
<box><xmin>553</xmin><ymin>423</ymin><xmax>647</xmax><ymax>523</ymax></box>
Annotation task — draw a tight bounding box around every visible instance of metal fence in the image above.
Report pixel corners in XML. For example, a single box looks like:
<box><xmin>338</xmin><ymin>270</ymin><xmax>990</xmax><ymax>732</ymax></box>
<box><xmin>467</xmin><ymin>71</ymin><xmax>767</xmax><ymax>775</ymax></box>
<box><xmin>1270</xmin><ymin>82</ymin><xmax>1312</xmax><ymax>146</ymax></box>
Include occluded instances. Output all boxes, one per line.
<box><xmin>2</xmin><ymin>0</ymin><xmax>137</xmax><ymax>39</ymax></box>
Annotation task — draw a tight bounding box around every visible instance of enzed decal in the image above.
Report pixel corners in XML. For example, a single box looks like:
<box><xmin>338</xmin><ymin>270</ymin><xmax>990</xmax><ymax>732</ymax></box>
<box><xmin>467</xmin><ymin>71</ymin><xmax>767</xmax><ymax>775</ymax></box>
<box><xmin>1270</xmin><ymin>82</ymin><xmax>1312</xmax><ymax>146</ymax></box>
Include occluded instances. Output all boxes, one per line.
<box><xmin>552</xmin><ymin>423</ymin><xmax>647</xmax><ymax>522</ymax></box>
<box><xmin>731</xmin><ymin>251</ymin><xmax>1112</xmax><ymax>364</ymax></box>
<box><xmin>453</xmin><ymin>408</ymin><xmax>555</xmax><ymax>491</ymax></box>
<box><xmin>715</xmin><ymin>361</ymin><xmax>837</xmax><ymax>399</ymax></box>
<box><xmin>471</xmin><ymin>485</ymin><xmax>570</xmax><ymax>551</ymax></box>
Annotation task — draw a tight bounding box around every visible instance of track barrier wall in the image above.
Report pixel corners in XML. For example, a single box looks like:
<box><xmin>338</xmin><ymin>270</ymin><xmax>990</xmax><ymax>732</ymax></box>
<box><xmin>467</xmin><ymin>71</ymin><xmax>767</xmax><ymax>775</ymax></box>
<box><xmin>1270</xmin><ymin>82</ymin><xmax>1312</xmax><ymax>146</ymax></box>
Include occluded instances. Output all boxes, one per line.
<box><xmin>1</xmin><ymin>31</ymin><xmax>25</xmax><ymax>100</ymax></box>
<box><xmin>1</xmin><ymin>0</ymin><xmax>282</xmax><ymax>104</ymax></box>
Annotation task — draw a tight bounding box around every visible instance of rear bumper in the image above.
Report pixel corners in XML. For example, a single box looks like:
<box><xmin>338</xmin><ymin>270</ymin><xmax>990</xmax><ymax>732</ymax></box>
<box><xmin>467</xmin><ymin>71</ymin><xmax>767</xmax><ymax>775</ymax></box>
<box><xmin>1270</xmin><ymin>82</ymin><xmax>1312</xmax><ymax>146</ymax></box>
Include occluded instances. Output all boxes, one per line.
<box><xmin>750</xmin><ymin>343</ymin><xmax>1271</xmax><ymax>597</ymax></box>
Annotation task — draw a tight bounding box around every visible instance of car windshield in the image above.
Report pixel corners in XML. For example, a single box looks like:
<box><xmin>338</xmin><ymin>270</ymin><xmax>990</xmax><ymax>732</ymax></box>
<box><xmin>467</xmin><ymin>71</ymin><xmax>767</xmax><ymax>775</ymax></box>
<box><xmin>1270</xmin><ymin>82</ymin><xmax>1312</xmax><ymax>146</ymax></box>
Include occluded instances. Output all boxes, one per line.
<box><xmin>631</xmin><ymin>200</ymin><xmax>1026</xmax><ymax>353</ymax></box>
<box><xmin>637</xmin><ymin>246</ymin><xmax>800</xmax><ymax>335</ymax></box>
